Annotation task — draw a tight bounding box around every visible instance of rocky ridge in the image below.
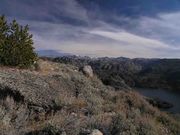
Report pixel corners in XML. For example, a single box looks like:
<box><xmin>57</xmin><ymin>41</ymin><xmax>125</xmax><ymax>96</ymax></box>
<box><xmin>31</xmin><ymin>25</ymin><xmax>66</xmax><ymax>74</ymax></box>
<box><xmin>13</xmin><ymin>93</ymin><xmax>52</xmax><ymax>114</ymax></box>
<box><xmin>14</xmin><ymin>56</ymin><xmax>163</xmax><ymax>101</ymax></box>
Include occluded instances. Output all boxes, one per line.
<box><xmin>53</xmin><ymin>56</ymin><xmax>180</xmax><ymax>91</ymax></box>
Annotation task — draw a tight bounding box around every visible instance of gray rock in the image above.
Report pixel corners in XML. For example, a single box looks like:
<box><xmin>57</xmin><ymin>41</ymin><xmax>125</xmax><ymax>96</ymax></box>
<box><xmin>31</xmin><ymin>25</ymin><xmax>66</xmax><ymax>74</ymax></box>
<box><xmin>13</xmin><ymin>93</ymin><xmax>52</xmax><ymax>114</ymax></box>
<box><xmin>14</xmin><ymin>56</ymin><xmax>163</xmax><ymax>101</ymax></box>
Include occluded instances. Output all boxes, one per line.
<box><xmin>90</xmin><ymin>129</ymin><xmax>103</xmax><ymax>135</ymax></box>
<box><xmin>61</xmin><ymin>131</ymin><xmax>67</xmax><ymax>135</ymax></box>
<box><xmin>82</xmin><ymin>65</ymin><xmax>93</xmax><ymax>77</ymax></box>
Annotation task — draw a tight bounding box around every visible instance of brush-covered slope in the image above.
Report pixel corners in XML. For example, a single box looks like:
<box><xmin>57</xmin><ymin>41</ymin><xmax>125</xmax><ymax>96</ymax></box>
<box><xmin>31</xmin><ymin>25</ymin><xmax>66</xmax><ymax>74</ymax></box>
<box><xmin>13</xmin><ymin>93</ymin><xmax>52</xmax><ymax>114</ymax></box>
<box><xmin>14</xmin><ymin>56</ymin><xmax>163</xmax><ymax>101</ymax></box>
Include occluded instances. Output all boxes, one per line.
<box><xmin>0</xmin><ymin>59</ymin><xmax>179</xmax><ymax>135</ymax></box>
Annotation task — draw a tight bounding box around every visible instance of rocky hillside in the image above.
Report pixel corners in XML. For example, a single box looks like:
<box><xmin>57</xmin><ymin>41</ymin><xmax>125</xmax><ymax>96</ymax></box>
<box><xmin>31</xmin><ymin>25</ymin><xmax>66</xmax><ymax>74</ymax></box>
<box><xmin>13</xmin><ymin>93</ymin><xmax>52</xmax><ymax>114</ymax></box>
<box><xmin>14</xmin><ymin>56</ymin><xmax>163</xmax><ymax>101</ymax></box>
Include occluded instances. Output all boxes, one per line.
<box><xmin>0</xmin><ymin>59</ymin><xmax>180</xmax><ymax>135</ymax></box>
<box><xmin>53</xmin><ymin>56</ymin><xmax>180</xmax><ymax>90</ymax></box>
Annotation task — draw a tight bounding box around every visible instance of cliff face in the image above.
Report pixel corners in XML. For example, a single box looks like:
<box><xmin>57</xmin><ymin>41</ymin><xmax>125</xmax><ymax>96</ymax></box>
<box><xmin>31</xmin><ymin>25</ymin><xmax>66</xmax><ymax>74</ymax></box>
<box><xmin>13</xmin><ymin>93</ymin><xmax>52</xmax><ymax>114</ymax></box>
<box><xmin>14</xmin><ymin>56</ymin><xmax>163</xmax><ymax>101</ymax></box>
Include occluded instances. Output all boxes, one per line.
<box><xmin>54</xmin><ymin>57</ymin><xmax>180</xmax><ymax>91</ymax></box>
<box><xmin>0</xmin><ymin>60</ymin><xmax>179</xmax><ymax>135</ymax></box>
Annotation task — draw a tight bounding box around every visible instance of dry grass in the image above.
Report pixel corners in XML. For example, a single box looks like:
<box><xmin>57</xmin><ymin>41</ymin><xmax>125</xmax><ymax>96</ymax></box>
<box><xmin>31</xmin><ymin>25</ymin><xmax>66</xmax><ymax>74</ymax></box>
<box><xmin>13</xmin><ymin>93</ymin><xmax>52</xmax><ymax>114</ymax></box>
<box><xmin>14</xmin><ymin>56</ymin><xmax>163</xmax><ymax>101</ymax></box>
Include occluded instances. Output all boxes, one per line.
<box><xmin>1</xmin><ymin>59</ymin><xmax>180</xmax><ymax>135</ymax></box>
<box><xmin>3</xmin><ymin>89</ymin><xmax>178</xmax><ymax>135</ymax></box>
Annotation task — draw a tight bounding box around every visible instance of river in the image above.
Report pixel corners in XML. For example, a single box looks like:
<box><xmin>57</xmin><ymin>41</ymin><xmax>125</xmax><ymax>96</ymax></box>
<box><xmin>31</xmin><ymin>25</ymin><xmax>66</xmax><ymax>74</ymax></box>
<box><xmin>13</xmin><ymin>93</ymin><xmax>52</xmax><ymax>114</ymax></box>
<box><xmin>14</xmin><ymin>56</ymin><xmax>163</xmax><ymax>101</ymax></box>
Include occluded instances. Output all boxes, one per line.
<box><xmin>135</xmin><ymin>88</ymin><xmax>180</xmax><ymax>113</ymax></box>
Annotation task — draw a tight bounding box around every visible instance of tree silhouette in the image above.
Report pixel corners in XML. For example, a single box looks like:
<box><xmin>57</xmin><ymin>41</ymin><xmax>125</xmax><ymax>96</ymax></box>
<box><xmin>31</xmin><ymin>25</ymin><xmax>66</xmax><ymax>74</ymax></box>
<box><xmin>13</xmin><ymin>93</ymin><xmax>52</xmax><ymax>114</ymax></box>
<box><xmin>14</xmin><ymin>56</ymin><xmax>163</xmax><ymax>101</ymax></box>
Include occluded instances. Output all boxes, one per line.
<box><xmin>0</xmin><ymin>15</ymin><xmax>37</xmax><ymax>67</ymax></box>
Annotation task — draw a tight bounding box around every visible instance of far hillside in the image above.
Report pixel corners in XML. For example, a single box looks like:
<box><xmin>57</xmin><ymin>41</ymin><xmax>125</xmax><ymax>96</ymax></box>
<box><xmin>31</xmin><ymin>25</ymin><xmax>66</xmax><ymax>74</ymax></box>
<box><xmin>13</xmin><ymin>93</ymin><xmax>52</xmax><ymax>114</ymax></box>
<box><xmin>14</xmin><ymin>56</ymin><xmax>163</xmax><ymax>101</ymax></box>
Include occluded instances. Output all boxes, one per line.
<box><xmin>53</xmin><ymin>56</ymin><xmax>180</xmax><ymax>91</ymax></box>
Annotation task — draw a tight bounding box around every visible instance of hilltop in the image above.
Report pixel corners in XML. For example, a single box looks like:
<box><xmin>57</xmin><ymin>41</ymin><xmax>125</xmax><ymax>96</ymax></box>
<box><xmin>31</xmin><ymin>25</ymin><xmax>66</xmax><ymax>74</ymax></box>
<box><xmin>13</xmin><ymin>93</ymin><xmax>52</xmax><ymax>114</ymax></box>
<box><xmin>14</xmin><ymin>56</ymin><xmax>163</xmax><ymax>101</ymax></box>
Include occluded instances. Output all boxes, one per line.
<box><xmin>0</xmin><ymin>59</ymin><xmax>179</xmax><ymax>135</ymax></box>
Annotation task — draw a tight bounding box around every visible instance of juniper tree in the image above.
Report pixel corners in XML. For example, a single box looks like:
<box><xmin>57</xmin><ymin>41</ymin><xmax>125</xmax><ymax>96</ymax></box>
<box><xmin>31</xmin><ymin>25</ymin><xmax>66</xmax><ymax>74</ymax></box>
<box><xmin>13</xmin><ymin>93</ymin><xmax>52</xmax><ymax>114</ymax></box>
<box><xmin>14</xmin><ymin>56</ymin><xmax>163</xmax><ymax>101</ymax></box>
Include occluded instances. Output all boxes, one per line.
<box><xmin>0</xmin><ymin>15</ymin><xmax>9</xmax><ymax>62</ymax></box>
<box><xmin>0</xmin><ymin>15</ymin><xmax>37</xmax><ymax>67</ymax></box>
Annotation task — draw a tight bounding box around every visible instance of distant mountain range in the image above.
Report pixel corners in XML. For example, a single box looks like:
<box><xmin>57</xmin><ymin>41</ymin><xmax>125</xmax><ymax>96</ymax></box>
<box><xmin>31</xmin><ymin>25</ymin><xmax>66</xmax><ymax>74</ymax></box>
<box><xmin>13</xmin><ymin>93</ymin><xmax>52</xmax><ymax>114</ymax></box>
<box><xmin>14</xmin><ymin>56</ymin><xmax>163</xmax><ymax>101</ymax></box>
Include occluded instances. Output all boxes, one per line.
<box><xmin>36</xmin><ymin>50</ymin><xmax>71</xmax><ymax>57</ymax></box>
<box><xmin>36</xmin><ymin>51</ymin><xmax>180</xmax><ymax>91</ymax></box>
<box><xmin>53</xmin><ymin>56</ymin><xmax>180</xmax><ymax>91</ymax></box>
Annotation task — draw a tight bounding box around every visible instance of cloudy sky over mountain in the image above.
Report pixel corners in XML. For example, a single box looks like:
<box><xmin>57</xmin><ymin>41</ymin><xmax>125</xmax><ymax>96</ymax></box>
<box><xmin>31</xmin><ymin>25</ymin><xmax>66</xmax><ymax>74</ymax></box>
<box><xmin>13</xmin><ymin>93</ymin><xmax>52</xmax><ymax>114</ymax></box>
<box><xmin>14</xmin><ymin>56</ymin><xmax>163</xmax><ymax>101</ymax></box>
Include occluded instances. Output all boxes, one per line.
<box><xmin>1</xmin><ymin>0</ymin><xmax>180</xmax><ymax>58</ymax></box>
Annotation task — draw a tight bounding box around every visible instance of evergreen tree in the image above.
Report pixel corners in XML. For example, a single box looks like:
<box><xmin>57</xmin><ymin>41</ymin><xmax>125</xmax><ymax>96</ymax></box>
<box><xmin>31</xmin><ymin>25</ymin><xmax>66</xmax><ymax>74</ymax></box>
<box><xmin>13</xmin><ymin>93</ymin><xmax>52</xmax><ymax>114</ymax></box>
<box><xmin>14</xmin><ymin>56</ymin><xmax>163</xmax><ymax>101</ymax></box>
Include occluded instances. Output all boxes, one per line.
<box><xmin>0</xmin><ymin>15</ymin><xmax>37</xmax><ymax>67</ymax></box>
<box><xmin>0</xmin><ymin>15</ymin><xmax>9</xmax><ymax>62</ymax></box>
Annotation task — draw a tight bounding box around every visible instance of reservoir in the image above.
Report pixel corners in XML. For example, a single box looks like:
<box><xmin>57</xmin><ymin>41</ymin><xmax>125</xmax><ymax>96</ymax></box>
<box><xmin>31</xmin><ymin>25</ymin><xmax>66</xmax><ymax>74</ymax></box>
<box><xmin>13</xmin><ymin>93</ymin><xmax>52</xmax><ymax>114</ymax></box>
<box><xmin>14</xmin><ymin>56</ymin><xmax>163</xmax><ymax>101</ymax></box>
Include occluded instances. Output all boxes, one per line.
<box><xmin>135</xmin><ymin>88</ymin><xmax>180</xmax><ymax>113</ymax></box>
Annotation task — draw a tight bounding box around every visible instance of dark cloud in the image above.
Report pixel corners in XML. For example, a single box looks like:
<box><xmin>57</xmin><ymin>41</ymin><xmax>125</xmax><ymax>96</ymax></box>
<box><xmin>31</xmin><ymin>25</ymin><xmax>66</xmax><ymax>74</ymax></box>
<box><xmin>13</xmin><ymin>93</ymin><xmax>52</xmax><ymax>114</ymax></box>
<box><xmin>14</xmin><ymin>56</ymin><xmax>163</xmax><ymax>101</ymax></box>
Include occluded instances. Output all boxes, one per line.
<box><xmin>0</xmin><ymin>0</ymin><xmax>89</xmax><ymax>25</ymax></box>
<box><xmin>78</xmin><ymin>0</ymin><xmax>180</xmax><ymax>16</ymax></box>
<box><xmin>0</xmin><ymin>0</ymin><xmax>180</xmax><ymax>58</ymax></box>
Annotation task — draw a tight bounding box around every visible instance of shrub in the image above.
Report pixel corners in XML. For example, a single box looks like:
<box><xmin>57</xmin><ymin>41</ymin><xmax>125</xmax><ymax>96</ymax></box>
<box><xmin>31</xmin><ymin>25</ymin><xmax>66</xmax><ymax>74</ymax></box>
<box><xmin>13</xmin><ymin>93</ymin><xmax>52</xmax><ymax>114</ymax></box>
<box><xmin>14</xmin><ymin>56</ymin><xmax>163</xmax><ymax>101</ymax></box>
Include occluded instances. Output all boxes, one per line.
<box><xmin>26</xmin><ymin>124</ymin><xmax>61</xmax><ymax>135</ymax></box>
<box><xmin>157</xmin><ymin>114</ymin><xmax>180</xmax><ymax>135</ymax></box>
<box><xmin>0</xmin><ymin>15</ymin><xmax>37</xmax><ymax>68</ymax></box>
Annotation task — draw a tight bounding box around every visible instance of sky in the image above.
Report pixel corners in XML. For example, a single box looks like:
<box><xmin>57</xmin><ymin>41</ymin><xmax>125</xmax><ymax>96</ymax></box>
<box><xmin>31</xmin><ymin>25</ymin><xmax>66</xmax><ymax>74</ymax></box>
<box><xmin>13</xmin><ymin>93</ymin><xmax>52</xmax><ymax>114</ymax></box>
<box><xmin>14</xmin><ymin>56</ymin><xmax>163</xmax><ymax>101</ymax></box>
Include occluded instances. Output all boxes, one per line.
<box><xmin>1</xmin><ymin>0</ymin><xmax>180</xmax><ymax>58</ymax></box>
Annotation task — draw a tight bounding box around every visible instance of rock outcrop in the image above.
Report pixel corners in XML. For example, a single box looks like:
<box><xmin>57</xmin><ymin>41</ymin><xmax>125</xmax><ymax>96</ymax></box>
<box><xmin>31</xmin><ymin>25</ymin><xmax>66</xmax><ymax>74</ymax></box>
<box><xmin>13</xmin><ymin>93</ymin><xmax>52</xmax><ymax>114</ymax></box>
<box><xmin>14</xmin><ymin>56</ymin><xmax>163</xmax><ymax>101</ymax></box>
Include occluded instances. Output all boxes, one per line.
<box><xmin>81</xmin><ymin>65</ymin><xmax>93</xmax><ymax>77</ymax></box>
<box><xmin>146</xmin><ymin>97</ymin><xmax>174</xmax><ymax>109</ymax></box>
<box><xmin>90</xmin><ymin>129</ymin><xmax>103</xmax><ymax>135</ymax></box>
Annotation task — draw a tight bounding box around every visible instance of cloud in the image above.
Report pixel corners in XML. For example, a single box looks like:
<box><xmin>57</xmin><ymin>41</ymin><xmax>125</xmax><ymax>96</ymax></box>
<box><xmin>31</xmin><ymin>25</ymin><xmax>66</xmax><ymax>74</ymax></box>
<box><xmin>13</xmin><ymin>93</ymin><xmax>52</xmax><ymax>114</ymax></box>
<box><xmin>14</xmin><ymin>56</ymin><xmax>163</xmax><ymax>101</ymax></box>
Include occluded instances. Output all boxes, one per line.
<box><xmin>130</xmin><ymin>12</ymin><xmax>180</xmax><ymax>47</ymax></box>
<box><xmin>1</xmin><ymin>0</ymin><xmax>180</xmax><ymax>58</ymax></box>
<box><xmin>89</xmin><ymin>30</ymin><xmax>174</xmax><ymax>49</ymax></box>
<box><xmin>1</xmin><ymin>0</ymin><xmax>89</xmax><ymax>24</ymax></box>
<box><xmin>20</xmin><ymin>18</ymin><xmax>179</xmax><ymax>58</ymax></box>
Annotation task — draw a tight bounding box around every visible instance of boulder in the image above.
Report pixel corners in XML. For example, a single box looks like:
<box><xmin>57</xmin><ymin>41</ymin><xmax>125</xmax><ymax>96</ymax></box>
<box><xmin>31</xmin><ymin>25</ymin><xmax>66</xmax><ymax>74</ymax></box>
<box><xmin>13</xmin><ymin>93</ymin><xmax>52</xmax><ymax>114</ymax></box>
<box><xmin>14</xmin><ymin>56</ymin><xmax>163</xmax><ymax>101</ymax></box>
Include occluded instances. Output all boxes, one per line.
<box><xmin>90</xmin><ymin>129</ymin><xmax>103</xmax><ymax>135</ymax></box>
<box><xmin>82</xmin><ymin>65</ymin><xmax>93</xmax><ymax>77</ymax></box>
<box><xmin>61</xmin><ymin>131</ymin><xmax>67</xmax><ymax>135</ymax></box>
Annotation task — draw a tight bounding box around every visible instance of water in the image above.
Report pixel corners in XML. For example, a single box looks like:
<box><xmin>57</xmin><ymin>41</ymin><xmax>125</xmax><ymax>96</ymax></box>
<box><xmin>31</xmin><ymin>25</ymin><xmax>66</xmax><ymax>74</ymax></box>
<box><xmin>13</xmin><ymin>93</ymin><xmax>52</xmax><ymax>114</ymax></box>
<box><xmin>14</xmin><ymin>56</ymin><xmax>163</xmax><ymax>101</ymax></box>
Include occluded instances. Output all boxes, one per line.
<box><xmin>135</xmin><ymin>88</ymin><xmax>180</xmax><ymax>113</ymax></box>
